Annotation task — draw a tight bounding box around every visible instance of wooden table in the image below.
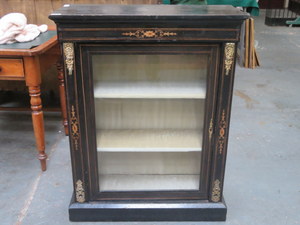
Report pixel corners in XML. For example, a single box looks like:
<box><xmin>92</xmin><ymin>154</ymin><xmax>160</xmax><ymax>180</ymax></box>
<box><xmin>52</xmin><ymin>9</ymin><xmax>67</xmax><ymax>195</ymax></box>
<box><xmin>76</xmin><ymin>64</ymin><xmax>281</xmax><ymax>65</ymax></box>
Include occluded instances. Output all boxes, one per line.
<box><xmin>0</xmin><ymin>30</ymin><xmax>68</xmax><ymax>171</ymax></box>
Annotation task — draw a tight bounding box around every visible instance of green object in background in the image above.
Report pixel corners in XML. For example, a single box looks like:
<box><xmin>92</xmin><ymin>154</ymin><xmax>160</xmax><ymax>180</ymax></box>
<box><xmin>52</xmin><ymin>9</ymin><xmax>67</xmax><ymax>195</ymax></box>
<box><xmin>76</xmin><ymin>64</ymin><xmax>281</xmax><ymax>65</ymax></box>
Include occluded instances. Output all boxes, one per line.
<box><xmin>162</xmin><ymin>0</ymin><xmax>259</xmax><ymax>16</ymax></box>
<box><xmin>207</xmin><ymin>0</ymin><xmax>259</xmax><ymax>16</ymax></box>
<box><xmin>162</xmin><ymin>0</ymin><xmax>206</xmax><ymax>4</ymax></box>
<box><xmin>173</xmin><ymin>0</ymin><xmax>207</xmax><ymax>4</ymax></box>
<box><xmin>286</xmin><ymin>17</ymin><xmax>300</xmax><ymax>26</ymax></box>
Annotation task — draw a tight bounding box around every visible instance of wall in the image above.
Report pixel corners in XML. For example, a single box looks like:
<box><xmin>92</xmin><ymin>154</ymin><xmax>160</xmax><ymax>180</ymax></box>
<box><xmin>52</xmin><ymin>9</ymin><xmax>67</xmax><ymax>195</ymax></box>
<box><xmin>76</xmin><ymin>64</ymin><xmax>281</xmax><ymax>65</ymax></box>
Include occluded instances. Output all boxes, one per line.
<box><xmin>0</xmin><ymin>0</ymin><xmax>160</xmax><ymax>25</ymax></box>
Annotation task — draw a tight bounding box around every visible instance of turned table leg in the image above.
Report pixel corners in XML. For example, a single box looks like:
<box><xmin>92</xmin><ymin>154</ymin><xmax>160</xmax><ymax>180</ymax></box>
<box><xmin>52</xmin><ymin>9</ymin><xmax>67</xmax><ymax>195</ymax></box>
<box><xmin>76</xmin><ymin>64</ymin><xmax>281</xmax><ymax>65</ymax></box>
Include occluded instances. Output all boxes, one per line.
<box><xmin>57</xmin><ymin>60</ymin><xmax>69</xmax><ymax>135</ymax></box>
<box><xmin>24</xmin><ymin>56</ymin><xmax>47</xmax><ymax>171</ymax></box>
<box><xmin>29</xmin><ymin>85</ymin><xmax>47</xmax><ymax>171</ymax></box>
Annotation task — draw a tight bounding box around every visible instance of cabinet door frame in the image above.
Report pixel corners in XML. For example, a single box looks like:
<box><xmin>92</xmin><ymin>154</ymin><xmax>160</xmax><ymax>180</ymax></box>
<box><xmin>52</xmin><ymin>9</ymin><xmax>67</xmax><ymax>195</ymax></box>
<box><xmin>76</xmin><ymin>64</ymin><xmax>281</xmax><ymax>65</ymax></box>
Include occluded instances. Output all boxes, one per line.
<box><xmin>71</xmin><ymin>43</ymin><xmax>220</xmax><ymax>201</ymax></box>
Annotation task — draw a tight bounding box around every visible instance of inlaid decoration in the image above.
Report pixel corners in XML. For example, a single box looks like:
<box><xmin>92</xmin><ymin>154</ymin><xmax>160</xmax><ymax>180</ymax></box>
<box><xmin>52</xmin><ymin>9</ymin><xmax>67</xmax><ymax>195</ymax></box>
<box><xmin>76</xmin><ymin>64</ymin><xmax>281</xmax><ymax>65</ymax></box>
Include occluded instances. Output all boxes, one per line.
<box><xmin>211</xmin><ymin>179</ymin><xmax>221</xmax><ymax>202</ymax></box>
<box><xmin>75</xmin><ymin>180</ymin><xmax>85</xmax><ymax>203</ymax></box>
<box><xmin>209</xmin><ymin>118</ymin><xmax>213</xmax><ymax>140</ymax></box>
<box><xmin>122</xmin><ymin>29</ymin><xmax>177</xmax><ymax>38</ymax></box>
<box><xmin>71</xmin><ymin>105</ymin><xmax>79</xmax><ymax>150</ymax></box>
<box><xmin>224</xmin><ymin>43</ymin><xmax>235</xmax><ymax>75</ymax></box>
<box><xmin>218</xmin><ymin>110</ymin><xmax>226</xmax><ymax>154</ymax></box>
<box><xmin>63</xmin><ymin>42</ymin><xmax>74</xmax><ymax>75</ymax></box>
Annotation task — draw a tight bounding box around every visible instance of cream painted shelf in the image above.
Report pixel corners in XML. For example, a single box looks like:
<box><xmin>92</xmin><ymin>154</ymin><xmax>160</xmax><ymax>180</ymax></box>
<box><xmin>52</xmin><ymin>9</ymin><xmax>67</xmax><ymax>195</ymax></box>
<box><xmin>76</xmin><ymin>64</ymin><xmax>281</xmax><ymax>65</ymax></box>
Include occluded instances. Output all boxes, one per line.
<box><xmin>99</xmin><ymin>174</ymin><xmax>200</xmax><ymax>191</ymax></box>
<box><xmin>96</xmin><ymin>129</ymin><xmax>203</xmax><ymax>152</ymax></box>
<box><xmin>93</xmin><ymin>81</ymin><xmax>206</xmax><ymax>99</ymax></box>
<box><xmin>98</xmin><ymin>152</ymin><xmax>201</xmax><ymax>174</ymax></box>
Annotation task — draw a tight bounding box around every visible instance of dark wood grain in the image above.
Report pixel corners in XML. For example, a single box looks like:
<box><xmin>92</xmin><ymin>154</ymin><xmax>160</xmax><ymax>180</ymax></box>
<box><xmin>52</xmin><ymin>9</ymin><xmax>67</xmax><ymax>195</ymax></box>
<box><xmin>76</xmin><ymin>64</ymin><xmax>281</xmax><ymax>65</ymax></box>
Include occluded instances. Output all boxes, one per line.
<box><xmin>69</xmin><ymin>195</ymin><xmax>227</xmax><ymax>221</ymax></box>
<box><xmin>50</xmin><ymin>4</ymin><xmax>248</xmax><ymax>21</ymax></box>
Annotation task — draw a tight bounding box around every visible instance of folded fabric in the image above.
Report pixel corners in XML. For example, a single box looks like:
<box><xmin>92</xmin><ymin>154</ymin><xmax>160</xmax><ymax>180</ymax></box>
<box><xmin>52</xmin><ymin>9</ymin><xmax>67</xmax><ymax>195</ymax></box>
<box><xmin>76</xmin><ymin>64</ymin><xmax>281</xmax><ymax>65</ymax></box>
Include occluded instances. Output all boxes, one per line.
<box><xmin>15</xmin><ymin>24</ymin><xmax>48</xmax><ymax>42</ymax></box>
<box><xmin>0</xmin><ymin>13</ymin><xmax>47</xmax><ymax>44</ymax></box>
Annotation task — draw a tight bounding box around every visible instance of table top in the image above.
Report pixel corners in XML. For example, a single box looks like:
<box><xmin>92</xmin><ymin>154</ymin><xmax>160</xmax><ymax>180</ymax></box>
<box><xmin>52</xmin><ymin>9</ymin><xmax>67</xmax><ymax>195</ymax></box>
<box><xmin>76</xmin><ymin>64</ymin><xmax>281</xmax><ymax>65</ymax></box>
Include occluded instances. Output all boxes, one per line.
<box><xmin>0</xmin><ymin>30</ymin><xmax>57</xmax><ymax>57</ymax></box>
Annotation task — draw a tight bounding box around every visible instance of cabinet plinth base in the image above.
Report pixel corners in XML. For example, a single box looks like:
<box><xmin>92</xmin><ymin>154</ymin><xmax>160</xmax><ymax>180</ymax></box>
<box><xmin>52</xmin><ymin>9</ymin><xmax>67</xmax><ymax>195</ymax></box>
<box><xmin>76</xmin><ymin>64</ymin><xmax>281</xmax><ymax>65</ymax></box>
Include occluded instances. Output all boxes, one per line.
<box><xmin>69</xmin><ymin>195</ymin><xmax>227</xmax><ymax>221</ymax></box>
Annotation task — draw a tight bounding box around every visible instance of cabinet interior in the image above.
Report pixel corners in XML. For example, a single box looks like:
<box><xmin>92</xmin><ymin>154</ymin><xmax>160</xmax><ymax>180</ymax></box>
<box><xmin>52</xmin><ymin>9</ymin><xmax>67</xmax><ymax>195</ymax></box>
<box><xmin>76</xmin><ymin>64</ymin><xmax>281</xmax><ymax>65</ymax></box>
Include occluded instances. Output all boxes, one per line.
<box><xmin>93</xmin><ymin>54</ymin><xmax>207</xmax><ymax>99</ymax></box>
<box><xmin>98</xmin><ymin>152</ymin><xmax>201</xmax><ymax>191</ymax></box>
<box><xmin>93</xmin><ymin>53</ymin><xmax>207</xmax><ymax>191</ymax></box>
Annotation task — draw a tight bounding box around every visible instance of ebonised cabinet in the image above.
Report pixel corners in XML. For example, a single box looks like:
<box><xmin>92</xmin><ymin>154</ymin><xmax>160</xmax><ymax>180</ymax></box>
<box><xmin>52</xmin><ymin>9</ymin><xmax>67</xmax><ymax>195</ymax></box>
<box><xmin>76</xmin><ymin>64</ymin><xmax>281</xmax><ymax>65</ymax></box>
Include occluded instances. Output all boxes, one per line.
<box><xmin>50</xmin><ymin>4</ymin><xmax>248</xmax><ymax>221</ymax></box>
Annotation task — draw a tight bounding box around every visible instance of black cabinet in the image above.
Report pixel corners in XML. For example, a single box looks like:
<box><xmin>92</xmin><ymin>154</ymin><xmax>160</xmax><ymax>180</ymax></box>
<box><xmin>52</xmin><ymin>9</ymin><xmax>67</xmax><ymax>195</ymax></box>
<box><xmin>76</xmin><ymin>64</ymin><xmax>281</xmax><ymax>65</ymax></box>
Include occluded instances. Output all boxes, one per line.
<box><xmin>50</xmin><ymin>4</ymin><xmax>248</xmax><ymax>221</ymax></box>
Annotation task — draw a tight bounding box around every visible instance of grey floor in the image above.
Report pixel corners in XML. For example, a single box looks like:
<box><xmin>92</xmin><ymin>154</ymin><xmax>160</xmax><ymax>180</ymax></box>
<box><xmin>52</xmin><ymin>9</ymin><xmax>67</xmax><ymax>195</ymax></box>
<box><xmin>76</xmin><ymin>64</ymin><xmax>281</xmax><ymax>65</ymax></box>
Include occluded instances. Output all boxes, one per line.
<box><xmin>1</xmin><ymin>11</ymin><xmax>300</xmax><ymax>225</ymax></box>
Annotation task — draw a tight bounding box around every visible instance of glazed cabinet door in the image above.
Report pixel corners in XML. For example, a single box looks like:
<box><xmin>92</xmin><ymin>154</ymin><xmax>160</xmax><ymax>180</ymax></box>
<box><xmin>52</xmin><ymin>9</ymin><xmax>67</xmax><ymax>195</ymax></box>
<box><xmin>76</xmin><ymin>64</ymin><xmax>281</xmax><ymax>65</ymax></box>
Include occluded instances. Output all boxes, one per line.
<box><xmin>75</xmin><ymin>44</ymin><xmax>220</xmax><ymax>201</ymax></box>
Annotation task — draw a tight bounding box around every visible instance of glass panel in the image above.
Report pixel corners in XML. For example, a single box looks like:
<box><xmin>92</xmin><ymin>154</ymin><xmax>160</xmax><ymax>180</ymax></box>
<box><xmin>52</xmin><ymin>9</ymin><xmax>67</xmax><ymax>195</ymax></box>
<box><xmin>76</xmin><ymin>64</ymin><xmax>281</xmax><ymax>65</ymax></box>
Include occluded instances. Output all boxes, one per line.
<box><xmin>93</xmin><ymin>54</ymin><xmax>208</xmax><ymax>191</ymax></box>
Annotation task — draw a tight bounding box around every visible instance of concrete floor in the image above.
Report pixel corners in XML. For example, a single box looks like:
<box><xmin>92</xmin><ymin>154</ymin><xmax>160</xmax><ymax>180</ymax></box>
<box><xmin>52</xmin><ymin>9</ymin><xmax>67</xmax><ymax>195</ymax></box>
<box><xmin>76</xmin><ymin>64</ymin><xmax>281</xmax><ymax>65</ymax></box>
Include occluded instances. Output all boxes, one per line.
<box><xmin>0</xmin><ymin>11</ymin><xmax>300</xmax><ymax>225</ymax></box>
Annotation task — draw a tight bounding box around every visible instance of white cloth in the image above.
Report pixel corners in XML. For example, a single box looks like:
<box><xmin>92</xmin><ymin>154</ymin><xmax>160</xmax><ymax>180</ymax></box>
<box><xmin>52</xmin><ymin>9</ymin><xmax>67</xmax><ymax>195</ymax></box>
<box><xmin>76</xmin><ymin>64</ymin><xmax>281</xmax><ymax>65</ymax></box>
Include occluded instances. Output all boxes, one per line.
<box><xmin>0</xmin><ymin>13</ymin><xmax>48</xmax><ymax>44</ymax></box>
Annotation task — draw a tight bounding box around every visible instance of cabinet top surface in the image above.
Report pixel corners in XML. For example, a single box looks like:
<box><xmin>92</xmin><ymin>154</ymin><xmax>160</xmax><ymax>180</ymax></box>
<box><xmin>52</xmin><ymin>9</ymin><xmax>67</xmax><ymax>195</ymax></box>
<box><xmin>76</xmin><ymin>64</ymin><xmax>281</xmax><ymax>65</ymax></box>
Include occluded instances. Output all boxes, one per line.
<box><xmin>49</xmin><ymin>4</ymin><xmax>249</xmax><ymax>21</ymax></box>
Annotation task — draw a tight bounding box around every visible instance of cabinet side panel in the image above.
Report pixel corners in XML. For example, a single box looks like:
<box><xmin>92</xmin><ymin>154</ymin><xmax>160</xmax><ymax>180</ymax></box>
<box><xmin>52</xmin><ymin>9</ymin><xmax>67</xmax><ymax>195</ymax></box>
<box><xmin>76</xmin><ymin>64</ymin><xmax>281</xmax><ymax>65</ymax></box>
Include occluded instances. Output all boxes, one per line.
<box><xmin>63</xmin><ymin>42</ymin><xmax>89</xmax><ymax>203</ymax></box>
<box><xmin>209</xmin><ymin>42</ymin><xmax>238</xmax><ymax>203</ymax></box>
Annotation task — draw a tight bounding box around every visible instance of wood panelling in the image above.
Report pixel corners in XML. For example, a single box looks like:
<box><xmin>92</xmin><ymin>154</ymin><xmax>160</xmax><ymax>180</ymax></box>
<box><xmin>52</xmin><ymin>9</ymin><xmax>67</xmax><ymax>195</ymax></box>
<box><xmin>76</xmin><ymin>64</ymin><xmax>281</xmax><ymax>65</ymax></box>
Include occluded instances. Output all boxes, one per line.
<box><xmin>0</xmin><ymin>0</ymin><xmax>36</xmax><ymax>24</ymax></box>
<box><xmin>0</xmin><ymin>0</ymin><xmax>160</xmax><ymax>25</ymax></box>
